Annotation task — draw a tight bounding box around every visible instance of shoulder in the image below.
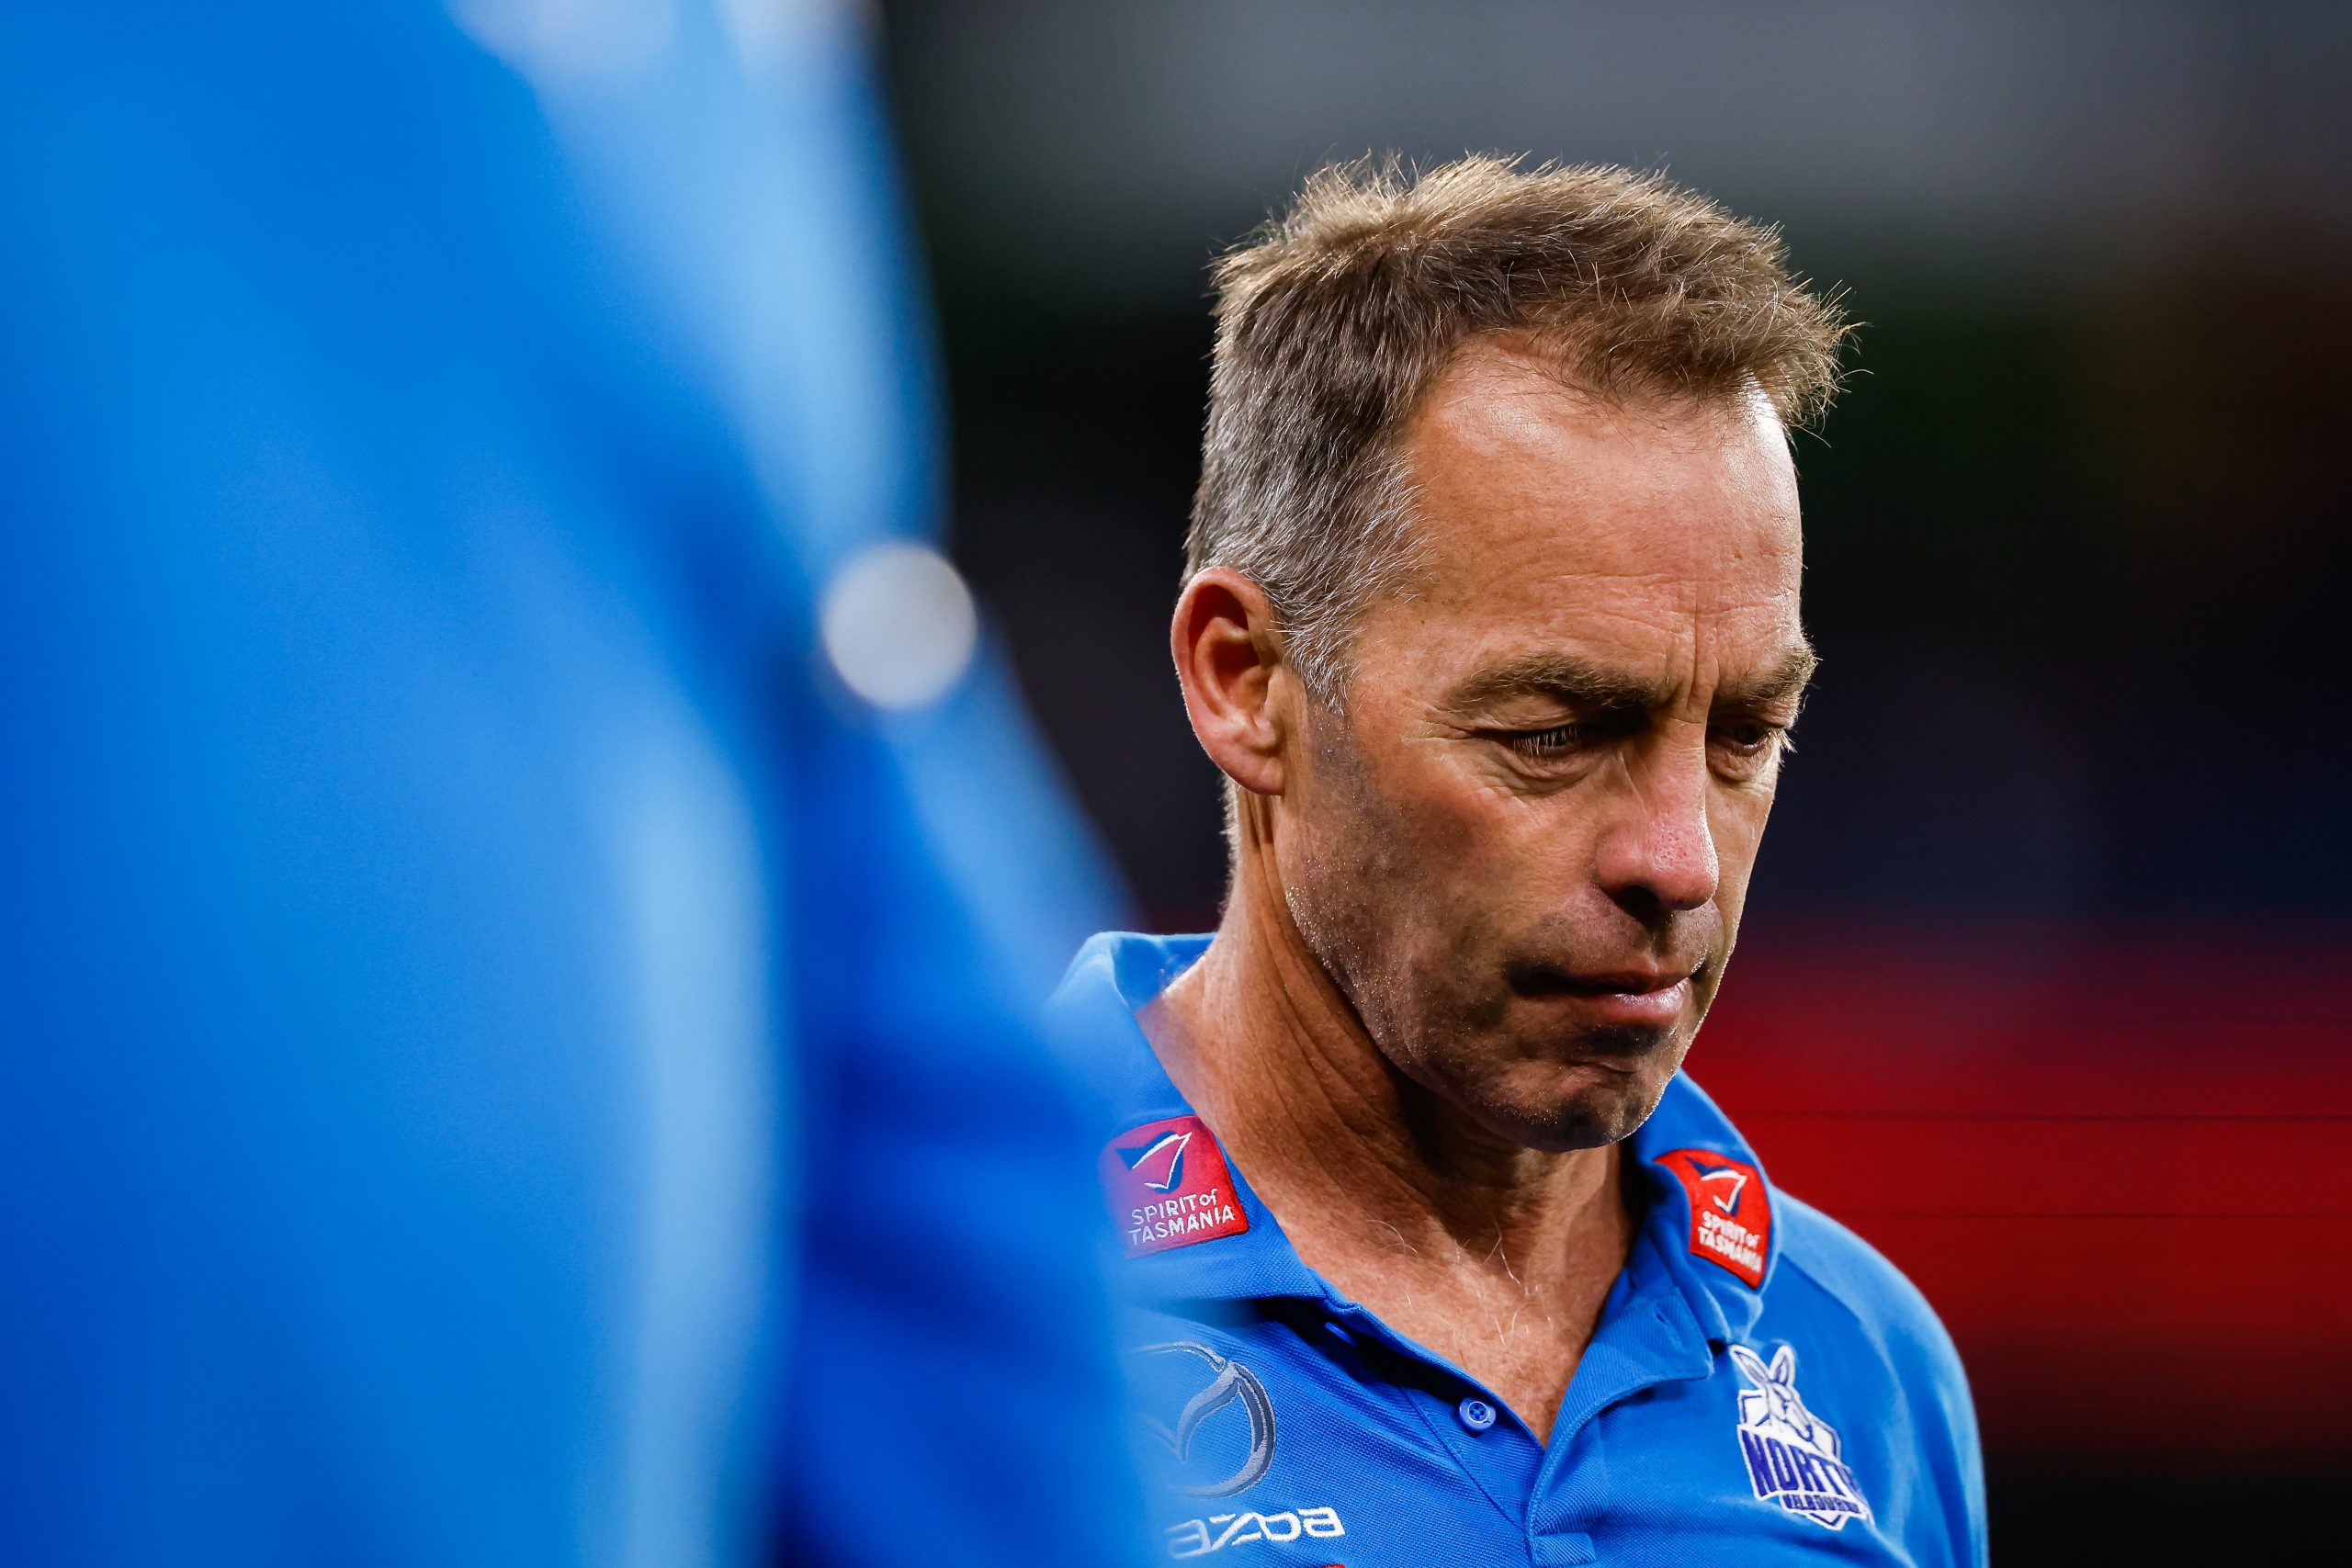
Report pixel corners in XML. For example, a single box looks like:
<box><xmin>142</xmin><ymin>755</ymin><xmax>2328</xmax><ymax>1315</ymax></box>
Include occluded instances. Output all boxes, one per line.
<box><xmin>1770</xmin><ymin>1191</ymin><xmax>1972</xmax><ymax>1415</ymax></box>
<box><xmin>1773</xmin><ymin>1195</ymin><xmax>1955</xmax><ymax>1366</ymax></box>
<box><xmin>1767</xmin><ymin>1191</ymin><xmax>1986</xmax><ymax>1563</ymax></box>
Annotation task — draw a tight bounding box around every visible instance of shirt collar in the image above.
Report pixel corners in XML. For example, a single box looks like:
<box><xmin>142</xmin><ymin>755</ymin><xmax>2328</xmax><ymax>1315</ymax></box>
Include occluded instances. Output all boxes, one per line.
<box><xmin>1624</xmin><ymin>1067</ymin><xmax>1777</xmax><ymax>1344</ymax></box>
<box><xmin>1048</xmin><ymin>931</ymin><xmax>1325</xmax><ymax>1303</ymax></box>
<box><xmin>1048</xmin><ymin>930</ymin><xmax>1779</xmax><ymax>1340</ymax></box>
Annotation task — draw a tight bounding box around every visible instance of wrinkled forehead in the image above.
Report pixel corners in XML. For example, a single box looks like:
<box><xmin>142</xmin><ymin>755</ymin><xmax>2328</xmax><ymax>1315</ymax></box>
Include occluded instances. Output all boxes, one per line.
<box><xmin>1384</xmin><ymin>343</ymin><xmax>1805</xmax><ymax>669</ymax></box>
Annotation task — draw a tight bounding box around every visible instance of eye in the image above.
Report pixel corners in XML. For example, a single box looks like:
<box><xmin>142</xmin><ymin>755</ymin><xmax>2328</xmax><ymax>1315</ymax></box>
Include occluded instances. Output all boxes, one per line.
<box><xmin>1508</xmin><ymin>722</ymin><xmax>1588</xmax><ymax>759</ymax></box>
<box><xmin>1709</xmin><ymin>716</ymin><xmax>1793</xmax><ymax>777</ymax></box>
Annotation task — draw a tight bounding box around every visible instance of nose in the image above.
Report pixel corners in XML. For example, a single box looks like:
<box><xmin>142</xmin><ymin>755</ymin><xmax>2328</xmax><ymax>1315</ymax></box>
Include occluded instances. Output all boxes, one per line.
<box><xmin>1594</xmin><ymin>735</ymin><xmax>1720</xmax><ymax>924</ymax></box>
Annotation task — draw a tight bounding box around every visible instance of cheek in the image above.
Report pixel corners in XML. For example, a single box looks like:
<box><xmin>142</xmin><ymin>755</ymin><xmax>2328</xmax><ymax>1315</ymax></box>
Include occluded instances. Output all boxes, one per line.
<box><xmin>1279</xmin><ymin>734</ymin><xmax>1423</xmax><ymax>943</ymax></box>
<box><xmin>1296</xmin><ymin>709</ymin><xmax>1456</xmax><ymax>877</ymax></box>
<box><xmin>1359</xmin><ymin>755</ymin><xmax>1563</xmax><ymax>953</ymax></box>
<box><xmin>1283</xmin><ymin>728</ymin><xmax>1501</xmax><ymax>973</ymax></box>
<box><xmin>1389</xmin><ymin>760</ymin><xmax>1498</xmax><ymax>870</ymax></box>
<box><xmin>1706</xmin><ymin>781</ymin><xmax>1780</xmax><ymax>915</ymax></box>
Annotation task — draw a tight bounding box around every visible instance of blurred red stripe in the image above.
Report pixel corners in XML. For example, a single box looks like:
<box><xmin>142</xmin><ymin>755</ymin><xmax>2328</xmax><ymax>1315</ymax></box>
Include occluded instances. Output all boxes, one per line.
<box><xmin>1696</xmin><ymin>927</ymin><xmax>2352</xmax><ymax>1461</ymax></box>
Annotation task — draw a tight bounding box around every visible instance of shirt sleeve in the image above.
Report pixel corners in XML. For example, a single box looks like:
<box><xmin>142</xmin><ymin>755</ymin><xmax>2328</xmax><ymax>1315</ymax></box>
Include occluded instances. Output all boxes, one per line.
<box><xmin>0</xmin><ymin>4</ymin><xmax>1145</xmax><ymax>1566</ymax></box>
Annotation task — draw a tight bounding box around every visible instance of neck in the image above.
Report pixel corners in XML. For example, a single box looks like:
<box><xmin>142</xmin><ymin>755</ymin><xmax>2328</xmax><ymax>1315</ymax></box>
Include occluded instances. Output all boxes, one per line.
<box><xmin>1140</xmin><ymin>814</ymin><xmax>1634</xmax><ymax>1435</ymax></box>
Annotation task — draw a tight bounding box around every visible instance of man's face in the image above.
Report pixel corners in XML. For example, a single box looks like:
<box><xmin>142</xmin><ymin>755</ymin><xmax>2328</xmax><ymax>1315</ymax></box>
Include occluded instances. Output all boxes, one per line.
<box><xmin>1276</xmin><ymin>342</ymin><xmax>1811</xmax><ymax>1153</ymax></box>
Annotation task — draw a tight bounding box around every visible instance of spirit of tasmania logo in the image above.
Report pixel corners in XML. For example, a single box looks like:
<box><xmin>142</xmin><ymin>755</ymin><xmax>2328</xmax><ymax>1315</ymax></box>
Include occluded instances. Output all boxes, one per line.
<box><xmin>1101</xmin><ymin>1114</ymin><xmax>1250</xmax><ymax>1258</ymax></box>
<box><xmin>1728</xmin><ymin>1343</ymin><xmax>1871</xmax><ymax>1531</ymax></box>
<box><xmin>1653</xmin><ymin>1146</ymin><xmax>1772</xmax><ymax>1288</ymax></box>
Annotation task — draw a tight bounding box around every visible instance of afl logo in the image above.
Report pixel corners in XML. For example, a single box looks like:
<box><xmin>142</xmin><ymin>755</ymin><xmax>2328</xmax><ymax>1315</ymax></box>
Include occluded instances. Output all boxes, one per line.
<box><xmin>1134</xmin><ymin>1341</ymin><xmax>1277</xmax><ymax>1497</ymax></box>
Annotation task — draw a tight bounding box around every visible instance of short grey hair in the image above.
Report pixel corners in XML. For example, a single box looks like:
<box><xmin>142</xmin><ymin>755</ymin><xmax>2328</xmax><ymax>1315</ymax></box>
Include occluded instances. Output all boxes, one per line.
<box><xmin>1185</xmin><ymin>155</ymin><xmax>1849</xmax><ymax>702</ymax></box>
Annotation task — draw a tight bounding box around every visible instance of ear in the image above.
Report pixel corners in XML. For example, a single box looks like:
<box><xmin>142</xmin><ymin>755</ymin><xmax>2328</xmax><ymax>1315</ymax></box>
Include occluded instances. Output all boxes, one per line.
<box><xmin>1170</xmin><ymin>567</ymin><xmax>1291</xmax><ymax>799</ymax></box>
<box><xmin>1769</xmin><ymin>1345</ymin><xmax>1797</xmax><ymax>1384</ymax></box>
<box><xmin>1728</xmin><ymin>1345</ymin><xmax>1770</xmax><ymax>1385</ymax></box>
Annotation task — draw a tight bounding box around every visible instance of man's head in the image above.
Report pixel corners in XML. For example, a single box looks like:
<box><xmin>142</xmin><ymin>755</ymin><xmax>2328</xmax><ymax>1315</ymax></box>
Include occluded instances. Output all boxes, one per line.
<box><xmin>1172</xmin><ymin>158</ymin><xmax>1848</xmax><ymax>1154</ymax></box>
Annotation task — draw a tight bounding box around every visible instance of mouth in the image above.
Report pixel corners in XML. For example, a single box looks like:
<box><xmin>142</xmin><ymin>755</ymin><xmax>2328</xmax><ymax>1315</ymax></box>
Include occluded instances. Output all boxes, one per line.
<box><xmin>1508</xmin><ymin>962</ymin><xmax>1702</xmax><ymax>1031</ymax></box>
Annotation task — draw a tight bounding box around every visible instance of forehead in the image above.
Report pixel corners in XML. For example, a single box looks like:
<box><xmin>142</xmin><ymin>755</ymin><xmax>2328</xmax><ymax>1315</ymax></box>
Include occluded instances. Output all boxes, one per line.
<box><xmin>1387</xmin><ymin>342</ymin><xmax>1804</xmax><ymax>672</ymax></box>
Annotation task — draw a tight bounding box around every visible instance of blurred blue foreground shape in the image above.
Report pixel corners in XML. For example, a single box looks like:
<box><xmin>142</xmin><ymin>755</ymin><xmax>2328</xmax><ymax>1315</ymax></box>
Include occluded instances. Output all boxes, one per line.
<box><xmin>0</xmin><ymin>3</ymin><xmax>1138</xmax><ymax>1564</ymax></box>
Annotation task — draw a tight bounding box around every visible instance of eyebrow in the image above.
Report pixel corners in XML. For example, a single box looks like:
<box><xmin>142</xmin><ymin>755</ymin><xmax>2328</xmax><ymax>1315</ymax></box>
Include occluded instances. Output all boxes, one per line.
<box><xmin>1443</xmin><ymin>643</ymin><xmax>1819</xmax><ymax>715</ymax></box>
<box><xmin>1717</xmin><ymin>644</ymin><xmax>1821</xmax><ymax>709</ymax></box>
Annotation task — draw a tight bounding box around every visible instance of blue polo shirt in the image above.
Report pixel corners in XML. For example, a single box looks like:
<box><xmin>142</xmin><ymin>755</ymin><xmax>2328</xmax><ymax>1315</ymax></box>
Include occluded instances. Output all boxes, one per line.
<box><xmin>0</xmin><ymin>5</ymin><xmax>1141</xmax><ymax>1564</ymax></box>
<box><xmin>1054</xmin><ymin>932</ymin><xmax>1986</xmax><ymax>1568</ymax></box>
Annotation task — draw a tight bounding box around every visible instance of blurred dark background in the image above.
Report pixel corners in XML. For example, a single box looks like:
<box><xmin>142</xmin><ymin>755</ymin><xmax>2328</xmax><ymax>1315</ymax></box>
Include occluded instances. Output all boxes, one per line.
<box><xmin>876</xmin><ymin>1</ymin><xmax>2350</xmax><ymax>1559</ymax></box>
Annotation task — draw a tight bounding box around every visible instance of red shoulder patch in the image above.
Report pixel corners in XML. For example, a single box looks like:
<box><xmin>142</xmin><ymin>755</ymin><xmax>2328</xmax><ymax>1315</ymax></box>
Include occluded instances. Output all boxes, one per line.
<box><xmin>1655</xmin><ymin>1147</ymin><xmax>1772</xmax><ymax>1288</ymax></box>
<box><xmin>1100</xmin><ymin>1114</ymin><xmax>1250</xmax><ymax>1257</ymax></box>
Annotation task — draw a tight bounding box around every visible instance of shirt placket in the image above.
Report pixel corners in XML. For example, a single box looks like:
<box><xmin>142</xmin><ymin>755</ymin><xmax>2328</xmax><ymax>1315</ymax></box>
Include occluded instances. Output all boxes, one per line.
<box><xmin>1522</xmin><ymin>1235</ymin><xmax>1718</xmax><ymax>1563</ymax></box>
<box><xmin>1317</xmin><ymin>1299</ymin><xmax>1547</xmax><ymax>1557</ymax></box>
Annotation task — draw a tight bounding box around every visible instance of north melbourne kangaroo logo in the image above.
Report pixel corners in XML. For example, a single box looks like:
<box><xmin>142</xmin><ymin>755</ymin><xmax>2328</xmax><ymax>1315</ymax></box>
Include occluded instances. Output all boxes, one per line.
<box><xmin>1728</xmin><ymin>1344</ymin><xmax>1871</xmax><ymax>1531</ymax></box>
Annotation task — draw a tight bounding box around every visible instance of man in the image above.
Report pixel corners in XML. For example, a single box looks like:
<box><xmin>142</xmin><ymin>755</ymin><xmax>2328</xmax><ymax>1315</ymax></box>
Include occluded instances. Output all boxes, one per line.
<box><xmin>1055</xmin><ymin>159</ymin><xmax>1984</xmax><ymax>1564</ymax></box>
<box><xmin>0</xmin><ymin>3</ymin><xmax>1139</xmax><ymax>1565</ymax></box>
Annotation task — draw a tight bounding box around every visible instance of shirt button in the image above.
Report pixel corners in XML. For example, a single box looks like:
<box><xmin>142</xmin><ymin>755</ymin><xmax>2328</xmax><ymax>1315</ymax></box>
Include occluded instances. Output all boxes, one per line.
<box><xmin>1457</xmin><ymin>1396</ymin><xmax>1498</xmax><ymax>1433</ymax></box>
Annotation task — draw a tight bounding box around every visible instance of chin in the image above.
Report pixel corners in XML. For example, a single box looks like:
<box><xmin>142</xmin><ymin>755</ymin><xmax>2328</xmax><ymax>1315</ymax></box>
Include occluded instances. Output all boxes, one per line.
<box><xmin>1473</xmin><ymin>1065</ymin><xmax>1676</xmax><ymax>1153</ymax></box>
